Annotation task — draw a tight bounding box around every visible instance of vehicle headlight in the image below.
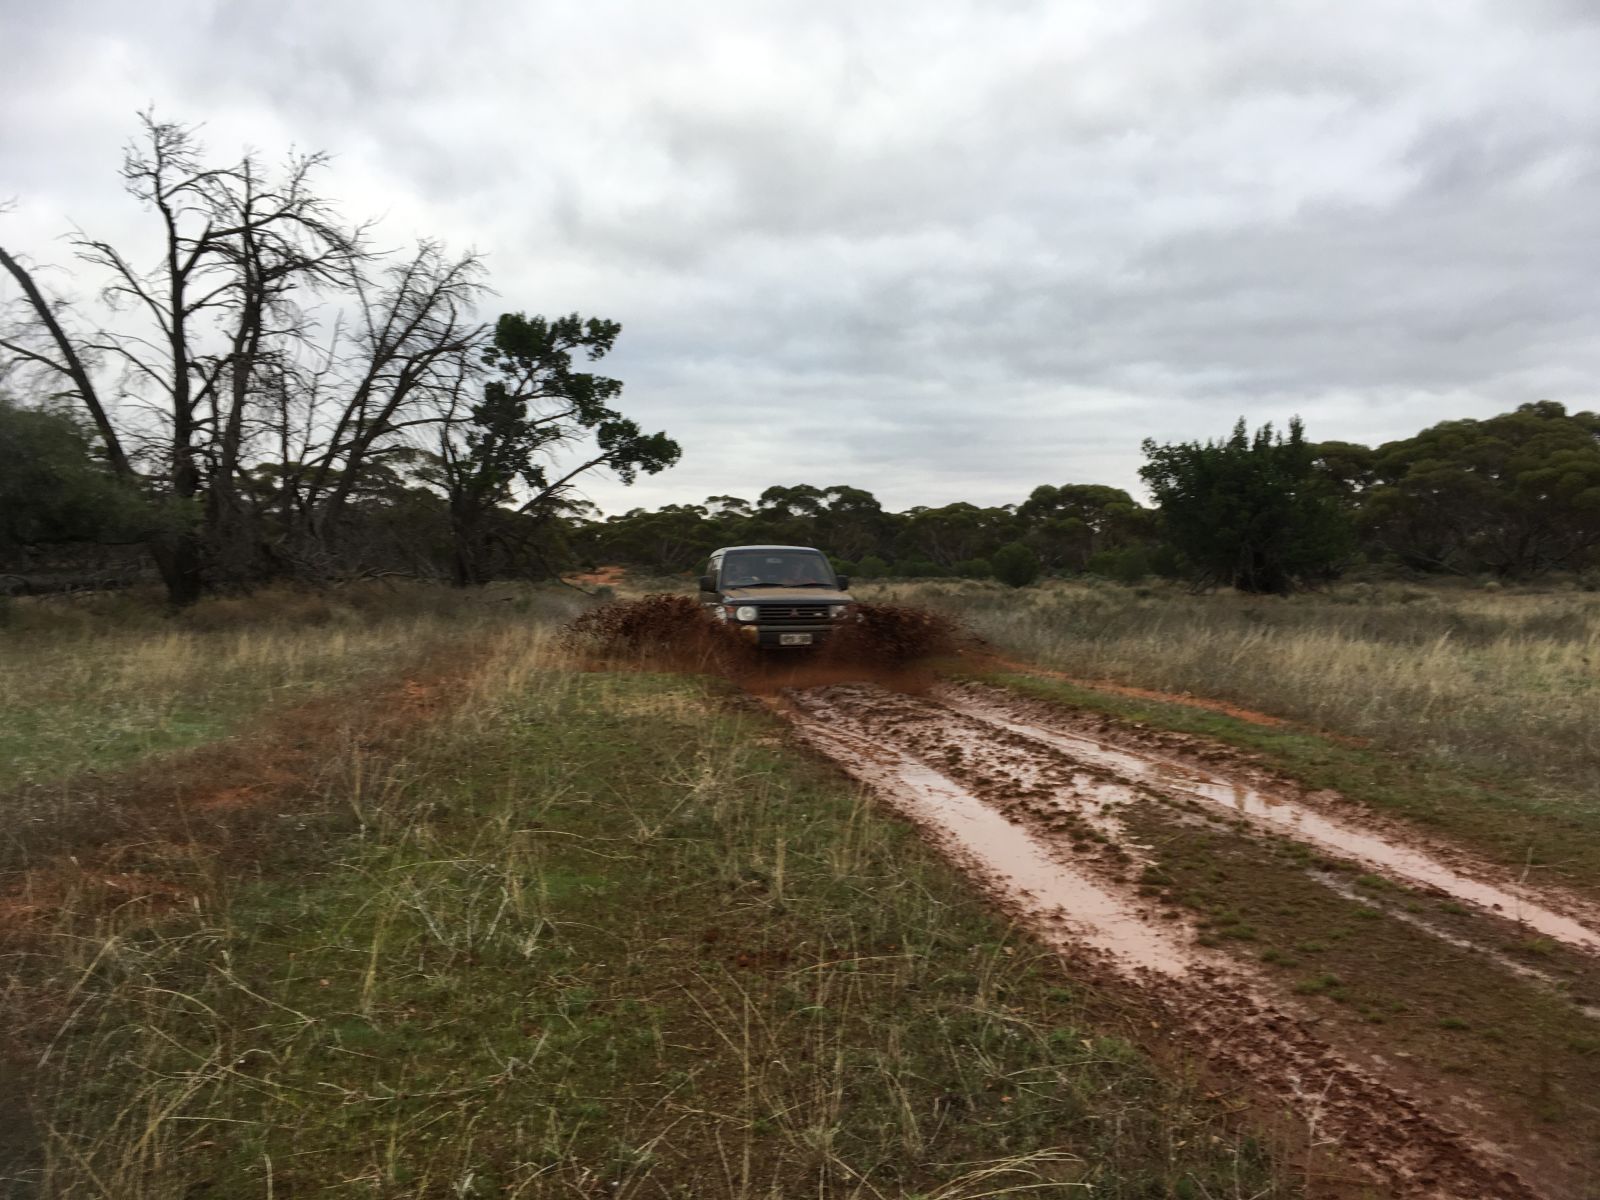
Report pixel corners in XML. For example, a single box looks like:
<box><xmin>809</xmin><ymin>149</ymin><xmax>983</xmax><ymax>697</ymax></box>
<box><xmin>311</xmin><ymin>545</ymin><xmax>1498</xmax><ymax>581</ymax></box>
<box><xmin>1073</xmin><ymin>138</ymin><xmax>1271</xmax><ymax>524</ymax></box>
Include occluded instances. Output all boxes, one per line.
<box><xmin>830</xmin><ymin>604</ymin><xmax>851</xmax><ymax>619</ymax></box>
<box><xmin>734</xmin><ymin>605</ymin><xmax>759</xmax><ymax>622</ymax></box>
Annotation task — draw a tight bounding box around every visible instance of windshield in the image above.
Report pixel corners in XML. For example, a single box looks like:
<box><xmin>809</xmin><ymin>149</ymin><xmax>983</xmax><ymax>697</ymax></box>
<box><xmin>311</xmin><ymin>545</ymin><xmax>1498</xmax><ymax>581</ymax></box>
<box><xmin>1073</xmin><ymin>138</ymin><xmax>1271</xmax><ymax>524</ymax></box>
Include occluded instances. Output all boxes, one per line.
<box><xmin>721</xmin><ymin>552</ymin><xmax>836</xmax><ymax>589</ymax></box>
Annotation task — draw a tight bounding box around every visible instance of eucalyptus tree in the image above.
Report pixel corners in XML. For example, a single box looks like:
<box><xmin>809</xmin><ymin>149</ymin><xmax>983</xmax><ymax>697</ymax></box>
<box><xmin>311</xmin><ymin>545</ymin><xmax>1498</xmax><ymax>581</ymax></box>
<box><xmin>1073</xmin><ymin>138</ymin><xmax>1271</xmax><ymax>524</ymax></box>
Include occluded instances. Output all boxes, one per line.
<box><xmin>1363</xmin><ymin>402</ymin><xmax>1600</xmax><ymax>577</ymax></box>
<box><xmin>430</xmin><ymin>312</ymin><xmax>680</xmax><ymax>586</ymax></box>
<box><xmin>1140</xmin><ymin>417</ymin><xmax>1353</xmax><ymax>594</ymax></box>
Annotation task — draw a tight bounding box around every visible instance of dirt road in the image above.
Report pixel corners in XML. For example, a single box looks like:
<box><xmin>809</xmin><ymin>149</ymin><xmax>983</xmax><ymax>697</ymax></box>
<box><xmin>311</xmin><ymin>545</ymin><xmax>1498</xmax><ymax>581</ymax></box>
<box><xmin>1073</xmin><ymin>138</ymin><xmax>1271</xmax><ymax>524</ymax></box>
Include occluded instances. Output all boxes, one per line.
<box><xmin>774</xmin><ymin>679</ymin><xmax>1600</xmax><ymax>1200</ymax></box>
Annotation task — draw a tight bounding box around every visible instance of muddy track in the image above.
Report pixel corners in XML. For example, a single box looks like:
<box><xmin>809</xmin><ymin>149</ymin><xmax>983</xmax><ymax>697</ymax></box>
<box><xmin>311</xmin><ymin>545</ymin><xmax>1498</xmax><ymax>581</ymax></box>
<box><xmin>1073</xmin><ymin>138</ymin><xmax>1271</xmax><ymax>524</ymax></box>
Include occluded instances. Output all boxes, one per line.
<box><xmin>774</xmin><ymin>680</ymin><xmax>1600</xmax><ymax>1200</ymax></box>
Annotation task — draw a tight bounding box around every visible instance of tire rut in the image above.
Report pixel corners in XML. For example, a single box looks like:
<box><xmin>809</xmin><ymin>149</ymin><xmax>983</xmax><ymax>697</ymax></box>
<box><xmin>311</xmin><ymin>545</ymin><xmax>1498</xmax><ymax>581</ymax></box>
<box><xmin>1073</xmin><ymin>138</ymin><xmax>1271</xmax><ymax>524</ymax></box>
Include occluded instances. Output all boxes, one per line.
<box><xmin>774</xmin><ymin>680</ymin><xmax>1593</xmax><ymax>1200</ymax></box>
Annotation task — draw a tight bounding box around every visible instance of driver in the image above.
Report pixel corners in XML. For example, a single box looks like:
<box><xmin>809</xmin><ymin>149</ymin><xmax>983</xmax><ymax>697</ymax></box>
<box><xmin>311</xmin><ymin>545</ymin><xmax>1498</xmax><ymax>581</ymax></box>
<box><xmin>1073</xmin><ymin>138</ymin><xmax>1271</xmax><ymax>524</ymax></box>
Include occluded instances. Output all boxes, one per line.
<box><xmin>778</xmin><ymin>556</ymin><xmax>820</xmax><ymax>585</ymax></box>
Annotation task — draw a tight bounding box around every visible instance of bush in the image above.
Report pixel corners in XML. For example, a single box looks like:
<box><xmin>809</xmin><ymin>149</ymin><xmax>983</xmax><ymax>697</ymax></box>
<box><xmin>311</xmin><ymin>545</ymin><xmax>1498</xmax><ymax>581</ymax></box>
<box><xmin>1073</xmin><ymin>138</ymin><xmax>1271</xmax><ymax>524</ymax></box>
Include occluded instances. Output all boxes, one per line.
<box><xmin>955</xmin><ymin>557</ymin><xmax>994</xmax><ymax>580</ymax></box>
<box><xmin>992</xmin><ymin>543</ymin><xmax>1041</xmax><ymax>588</ymax></box>
<box><xmin>856</xmin><ymin>555</ymin><xmax>889</xmax><ymax>579</ymax></box>
<box><xmin>1086</xmin><ymin>546</ymin><xmax>1152</xmax><ymax>585</ymax></box>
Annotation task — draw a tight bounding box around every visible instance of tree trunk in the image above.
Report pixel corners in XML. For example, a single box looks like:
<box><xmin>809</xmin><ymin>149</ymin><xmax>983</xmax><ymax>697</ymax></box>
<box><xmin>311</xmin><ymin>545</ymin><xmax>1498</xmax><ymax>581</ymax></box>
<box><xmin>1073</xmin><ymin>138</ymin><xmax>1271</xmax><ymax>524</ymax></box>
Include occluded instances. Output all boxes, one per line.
<box><xmin>150</xmin><ymin>530</ymin><xmax>205</xmax><ymax>607</ymax></box>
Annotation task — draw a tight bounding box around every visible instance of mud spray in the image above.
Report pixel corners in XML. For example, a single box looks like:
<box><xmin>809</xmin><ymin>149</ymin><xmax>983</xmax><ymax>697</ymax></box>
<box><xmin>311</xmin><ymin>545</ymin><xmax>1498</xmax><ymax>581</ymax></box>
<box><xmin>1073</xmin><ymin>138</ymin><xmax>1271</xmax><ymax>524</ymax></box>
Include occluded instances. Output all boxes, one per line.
<box><xmin>561</xmin><ymin>593</ymin><xmax>962</xmax><ymax>692</ymax></box>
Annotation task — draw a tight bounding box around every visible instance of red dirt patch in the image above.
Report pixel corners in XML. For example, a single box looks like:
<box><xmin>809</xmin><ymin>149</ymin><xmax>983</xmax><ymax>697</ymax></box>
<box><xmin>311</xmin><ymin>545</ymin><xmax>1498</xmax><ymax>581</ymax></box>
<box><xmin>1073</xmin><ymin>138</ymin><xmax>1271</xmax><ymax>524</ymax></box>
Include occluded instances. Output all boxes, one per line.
<box><xmin>0</xmin><ymin>641</ymin><xmax>500</xmax><ymax>945</ymax></box>
<box><xmin>195</xmin><ymin>785</ymin><xmax>259</xmax><ymax>812</ymax></box>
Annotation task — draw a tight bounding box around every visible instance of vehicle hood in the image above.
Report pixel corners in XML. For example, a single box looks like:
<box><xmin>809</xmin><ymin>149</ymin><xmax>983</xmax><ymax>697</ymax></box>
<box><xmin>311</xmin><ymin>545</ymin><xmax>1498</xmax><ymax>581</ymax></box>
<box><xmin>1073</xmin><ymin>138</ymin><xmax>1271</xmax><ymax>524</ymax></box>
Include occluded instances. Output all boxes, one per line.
<box><xmin>720</xmin><ymin>586</ymin><xmax>853</xmax><ymax>604</ymax></box>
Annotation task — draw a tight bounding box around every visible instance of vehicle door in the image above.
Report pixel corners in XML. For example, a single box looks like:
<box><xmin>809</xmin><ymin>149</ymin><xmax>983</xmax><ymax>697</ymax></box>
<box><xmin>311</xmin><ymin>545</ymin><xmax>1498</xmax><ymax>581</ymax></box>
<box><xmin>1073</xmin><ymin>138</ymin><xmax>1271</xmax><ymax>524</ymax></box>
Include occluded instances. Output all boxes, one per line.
<box><xmin>699</xmin><ymin>554</ymin><xmax>723</xmax><ymax>610</ymax></box>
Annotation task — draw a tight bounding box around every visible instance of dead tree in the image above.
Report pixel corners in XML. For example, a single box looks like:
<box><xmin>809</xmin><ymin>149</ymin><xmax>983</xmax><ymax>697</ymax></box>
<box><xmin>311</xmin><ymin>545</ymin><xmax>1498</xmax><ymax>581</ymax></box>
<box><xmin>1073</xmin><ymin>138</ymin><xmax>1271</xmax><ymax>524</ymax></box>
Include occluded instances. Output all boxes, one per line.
<box><xmin>1</xmin><ymin>114</ymin><xmax>363</xmax><ymax>603</ymax></box>
<box><xmin>297</xmin><ymin>241</ymin><xmax>487</xmax><ymax>563</ymax></box>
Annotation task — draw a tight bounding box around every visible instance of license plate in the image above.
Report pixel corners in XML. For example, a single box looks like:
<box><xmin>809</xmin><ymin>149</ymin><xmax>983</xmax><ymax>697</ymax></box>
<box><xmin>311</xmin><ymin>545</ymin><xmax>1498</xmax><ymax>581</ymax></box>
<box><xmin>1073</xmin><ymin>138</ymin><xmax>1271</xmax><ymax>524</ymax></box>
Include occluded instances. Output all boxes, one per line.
<box><xmin>779</xmin><ymin>633</ymin><xmax>813</xmax><ymax>646</ymax></box>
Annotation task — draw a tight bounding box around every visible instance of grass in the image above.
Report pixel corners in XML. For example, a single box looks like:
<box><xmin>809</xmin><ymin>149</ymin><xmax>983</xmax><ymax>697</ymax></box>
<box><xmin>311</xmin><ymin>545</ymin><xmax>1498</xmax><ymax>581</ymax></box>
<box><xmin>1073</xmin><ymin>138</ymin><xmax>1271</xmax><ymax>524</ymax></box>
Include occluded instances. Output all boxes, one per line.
<box><xmin>2</xmin><ymin>597</ymin><xmax>1289</xmax><ymax>1198</ymax></box>
<box><xmin>1122</xmin><ymin>800</ymin><xmax>1600</xmax><ymax>1150</ymax></box>
<box><xmin>0</xmin><ymin>583</ymin><xmax>588</xmax><ymax>788</ymax></box>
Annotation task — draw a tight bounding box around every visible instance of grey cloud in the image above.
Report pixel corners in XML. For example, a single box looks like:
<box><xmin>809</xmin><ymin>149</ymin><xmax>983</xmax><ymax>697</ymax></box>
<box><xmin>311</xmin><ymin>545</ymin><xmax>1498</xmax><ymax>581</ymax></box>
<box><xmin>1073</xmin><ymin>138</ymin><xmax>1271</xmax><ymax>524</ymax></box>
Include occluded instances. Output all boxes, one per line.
<box><xmin>4</xmin><ymin>0</ymin><xmax>1600</xmax><ymax>516</ymax></box>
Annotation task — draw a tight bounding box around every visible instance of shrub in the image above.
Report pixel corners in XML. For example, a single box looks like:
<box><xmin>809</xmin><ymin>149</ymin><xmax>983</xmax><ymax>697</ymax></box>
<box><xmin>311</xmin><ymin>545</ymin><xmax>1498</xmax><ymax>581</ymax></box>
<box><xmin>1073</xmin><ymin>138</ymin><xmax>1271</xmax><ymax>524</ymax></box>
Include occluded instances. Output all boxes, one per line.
<box><xmin>1086</xmin><ymin>546</ymin><xmax>1152</xmax><ymax>585</ymax></box>
<box><xmin>992</xmin><ymin>543</ymin><xmax>1042</xmax><ymax>588</ymax></box>
<box><xmin>955</xmin><ymin>557</ymin><xmax>994</xmax><ymax>580</ymax></box>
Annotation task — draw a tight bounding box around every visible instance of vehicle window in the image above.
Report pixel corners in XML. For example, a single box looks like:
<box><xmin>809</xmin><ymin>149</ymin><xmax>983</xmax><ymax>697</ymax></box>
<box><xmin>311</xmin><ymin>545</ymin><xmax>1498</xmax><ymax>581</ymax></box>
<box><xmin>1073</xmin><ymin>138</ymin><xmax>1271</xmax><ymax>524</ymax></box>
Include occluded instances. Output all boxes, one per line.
<box><xmin>721</xmin><ymin>552</ymin><xmax>835</xmax><ymax>588</ymax></box>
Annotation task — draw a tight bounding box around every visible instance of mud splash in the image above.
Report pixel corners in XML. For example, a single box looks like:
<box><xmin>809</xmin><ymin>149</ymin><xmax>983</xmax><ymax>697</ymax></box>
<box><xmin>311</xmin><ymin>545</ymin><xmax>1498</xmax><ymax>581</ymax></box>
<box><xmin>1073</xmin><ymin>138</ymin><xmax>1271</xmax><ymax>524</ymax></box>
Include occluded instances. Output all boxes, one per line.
<box><xmin>562</xmin><ymin>593</ymin><xmax>746</xmax><ymax>668</ymax></box>
<box><xmin>562</xmin><ymin>595</ymin><xmax>960</xmax><ymax>683</ymax></box>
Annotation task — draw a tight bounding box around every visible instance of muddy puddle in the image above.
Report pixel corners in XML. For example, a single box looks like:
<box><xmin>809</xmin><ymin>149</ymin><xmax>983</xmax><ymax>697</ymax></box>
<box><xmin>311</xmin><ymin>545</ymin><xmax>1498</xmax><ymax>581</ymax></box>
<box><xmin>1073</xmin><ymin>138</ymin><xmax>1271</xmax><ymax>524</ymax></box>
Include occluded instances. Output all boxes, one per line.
<box><xmin>775</xmin><ymin>680</ymin><xmax>1594</xmax><ymax>1199</ymax></box>
<box><xmin>941</xmin><ymin>687</ymin><xmax>1600</xmax><ymax>955</ymax></box>
<box><xmin>792</xmin><ymin>714</ymin><xmax>1192</xmax><ymax>975</ymax></box>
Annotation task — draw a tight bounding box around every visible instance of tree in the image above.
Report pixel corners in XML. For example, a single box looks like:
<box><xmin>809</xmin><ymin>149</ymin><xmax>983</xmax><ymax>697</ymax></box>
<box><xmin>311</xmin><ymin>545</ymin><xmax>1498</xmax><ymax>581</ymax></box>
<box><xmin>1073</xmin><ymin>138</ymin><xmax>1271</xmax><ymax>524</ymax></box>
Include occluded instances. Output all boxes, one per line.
<box><xmin>992</xmin><ymin>542</ymin><xmax>1041</xmax><ymax>587</ymax></box>
<box><xmin>3</xmin><ymin>116</ymin><xmax>640</xmax><ymax>595</ymax></box>
<box><xmin>898</xmin><ymin>503</ymin><xmax>1017</xmax><ymax>569</ymax></box>
<box><xmin>1017</xmin><ymin>484</ymin><xmax>1150</xmax><ymax>571</ymax></box>
<box><xmin>433</xmin><ymin>313</ymin><xmax>680</xmax><ymax>586</ymax></box>
<box><xmin>813</xmin><ymin>486</ymin><xmax>892</xmax><ymax>561</ymax></box>
<box><xmin>1361</xmin><ymin>402</ymin><xmax>1600</xmax><ymax>578</ymax></box>
<box><xmin>2</xmin><ymin>114</ymin><xmax>363</xmax><ymax>602</ymax></box>
<box><xmin>0</xmin><ymin>396</ymin><xmax>147</xmax><ymax>561</ymax></box>
<box><xmin>298</xmin><ymin>242</ymin><xmax>487</xmax><ymax>559</ymax></box>
<box><xmin>1140</xmin><ymin>417</ymin><xmax>1353</xmax><ymax>594</ymax></box>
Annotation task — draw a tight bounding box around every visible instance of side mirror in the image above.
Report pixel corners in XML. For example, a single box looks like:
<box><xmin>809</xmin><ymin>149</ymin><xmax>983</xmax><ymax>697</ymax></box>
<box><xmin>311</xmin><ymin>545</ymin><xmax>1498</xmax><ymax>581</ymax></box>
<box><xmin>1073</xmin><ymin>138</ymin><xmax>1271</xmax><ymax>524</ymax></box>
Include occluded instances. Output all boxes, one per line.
<box><xmin>836</xmin><ymin>575</ymin><xmax>850</xmax><ymax>590</ymax></box>
<box><xmin>699</xmin><ymin>574</ymin><xmax>716</xmax><ymax>593</ymax></box>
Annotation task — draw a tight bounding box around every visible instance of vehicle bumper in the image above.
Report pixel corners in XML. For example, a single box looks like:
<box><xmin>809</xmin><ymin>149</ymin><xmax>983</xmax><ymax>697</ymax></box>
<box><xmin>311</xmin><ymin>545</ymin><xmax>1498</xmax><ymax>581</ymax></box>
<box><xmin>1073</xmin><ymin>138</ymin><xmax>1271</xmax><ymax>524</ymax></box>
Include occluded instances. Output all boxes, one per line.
<box><xmin>738</xmin><ymin>623</ymin><xmax>835</xmax><ymax>649</ymax></box>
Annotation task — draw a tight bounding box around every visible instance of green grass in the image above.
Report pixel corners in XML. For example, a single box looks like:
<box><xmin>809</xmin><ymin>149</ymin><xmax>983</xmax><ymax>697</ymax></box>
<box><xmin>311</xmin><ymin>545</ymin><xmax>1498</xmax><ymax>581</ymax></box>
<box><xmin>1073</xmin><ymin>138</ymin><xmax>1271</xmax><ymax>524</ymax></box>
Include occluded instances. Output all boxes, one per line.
<box><xmin>0</xmin><ymin>584</ymin><xmax>589</xmax><ymax>788</ymax></box>
<box><xmin>1121</xmin><ymin>801</ymin><xmax>1600</xmax><ymax>1145</ymax></box>
<box><xmin>10</xmin><ymin>660</ymin><xmax>1288</xmax><ymax>1198</ymax></box>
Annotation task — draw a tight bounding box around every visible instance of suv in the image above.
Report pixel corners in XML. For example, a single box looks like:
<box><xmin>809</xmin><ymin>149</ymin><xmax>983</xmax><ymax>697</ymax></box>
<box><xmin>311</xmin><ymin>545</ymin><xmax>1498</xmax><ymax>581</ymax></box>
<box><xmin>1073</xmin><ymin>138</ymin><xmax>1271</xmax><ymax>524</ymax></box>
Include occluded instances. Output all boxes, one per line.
<box><xmin>699</xmin><ymin>545</ymin><xmax>855</xmax><ymax>649</ymax></box>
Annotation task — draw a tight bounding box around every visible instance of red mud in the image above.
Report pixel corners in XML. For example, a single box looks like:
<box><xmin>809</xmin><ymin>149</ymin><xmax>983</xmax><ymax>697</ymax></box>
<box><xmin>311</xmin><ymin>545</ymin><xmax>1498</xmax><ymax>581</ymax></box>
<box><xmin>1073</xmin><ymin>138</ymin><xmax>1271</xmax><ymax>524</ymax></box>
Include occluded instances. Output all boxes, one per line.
<box><xmin>775</xmin><ymin>681</ymin><xmax>1600</xmax><ymax>1200</ymax></box>
<box><xmin>0</xmin><ymin>647</ymin><xmax>499</xmax><ymax>941</ymax></box>
<box><xmin>940</xmin><ymin>684</ymin><xmax>1600</xmax><ymax>954</ymax></box>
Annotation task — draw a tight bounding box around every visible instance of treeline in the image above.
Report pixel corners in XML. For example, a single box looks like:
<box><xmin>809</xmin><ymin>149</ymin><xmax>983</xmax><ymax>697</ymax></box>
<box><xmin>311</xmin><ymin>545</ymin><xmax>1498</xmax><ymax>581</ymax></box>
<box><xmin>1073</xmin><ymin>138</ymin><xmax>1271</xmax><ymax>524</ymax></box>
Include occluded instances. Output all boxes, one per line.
<box><xmin>1</xmin><ymin>116</ymin><xmax>676</xmax><ymax>604</ymax></box>
<box><xmin>580</xmin><ymin>401</ymin><xmax>1600</xmax><ymax>591</ymax></box>
<box><xmin>6</xmin><ymin>120</ymin><xmax>1599</xmax><ymax>601</ymax></box>
<box><xmin>9</xmin><ymin>350</ymin><xmax>1599</xmax><ymax>597</ymax></box>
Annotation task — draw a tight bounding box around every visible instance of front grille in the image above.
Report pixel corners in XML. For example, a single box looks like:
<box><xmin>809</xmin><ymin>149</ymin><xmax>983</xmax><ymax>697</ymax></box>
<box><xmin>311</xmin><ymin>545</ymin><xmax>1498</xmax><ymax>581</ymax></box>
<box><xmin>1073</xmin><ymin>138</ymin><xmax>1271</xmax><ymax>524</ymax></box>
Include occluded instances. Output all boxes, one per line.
<box><xmin>758</xmin><ymin>604</ymin><xmax>830</xmax><ymax>624</ymax></box>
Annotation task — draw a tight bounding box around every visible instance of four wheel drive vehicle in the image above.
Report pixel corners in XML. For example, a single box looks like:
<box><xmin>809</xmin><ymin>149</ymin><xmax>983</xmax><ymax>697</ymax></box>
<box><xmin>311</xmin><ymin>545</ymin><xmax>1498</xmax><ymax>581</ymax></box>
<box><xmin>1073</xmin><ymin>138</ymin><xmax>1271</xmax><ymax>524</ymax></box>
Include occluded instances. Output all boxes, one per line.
<box><xmin>699</xmin><ymin>545</ymin><xmax>855</xmax><ymax>649</ymax></box>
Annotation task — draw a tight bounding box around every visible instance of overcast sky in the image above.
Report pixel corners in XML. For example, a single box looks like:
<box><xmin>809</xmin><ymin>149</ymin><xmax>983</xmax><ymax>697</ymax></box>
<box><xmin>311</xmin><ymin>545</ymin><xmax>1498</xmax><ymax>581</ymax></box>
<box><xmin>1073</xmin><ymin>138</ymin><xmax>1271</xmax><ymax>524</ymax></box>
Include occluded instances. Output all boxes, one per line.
<box><xmin>4</xmin><ymin>0</ymin><xmax>1599</xmax><ymax>514</ymax></box>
